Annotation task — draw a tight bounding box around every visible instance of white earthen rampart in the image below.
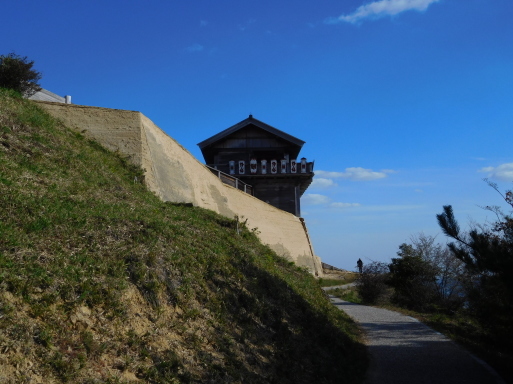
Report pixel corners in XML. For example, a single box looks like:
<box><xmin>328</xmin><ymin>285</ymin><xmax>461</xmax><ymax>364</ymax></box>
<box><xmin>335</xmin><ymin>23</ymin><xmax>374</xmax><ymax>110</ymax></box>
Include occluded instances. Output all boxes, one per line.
<box><xmin>36</xmin><ymin>102</ymin><xmax>323</xmax><ymax>275</ymax></box>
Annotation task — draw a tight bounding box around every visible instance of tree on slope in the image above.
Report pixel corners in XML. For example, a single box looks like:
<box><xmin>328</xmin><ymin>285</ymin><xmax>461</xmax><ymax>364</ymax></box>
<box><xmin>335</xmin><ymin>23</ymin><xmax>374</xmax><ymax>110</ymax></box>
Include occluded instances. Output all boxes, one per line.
<box><xmin>388</xmin><ymin>235</ymin><xmax>466</xmax><ymax>312</ymax></box>
<box><xmin>388</xmin><ymin>243</ymin><xmax>437</xmax><ymax>310</ymax></box>
<box><xmin>437</xmin><ymin>181</ymin><xmax>513</xmax><ymax>345</ymax></box>
<box><xmin>410</xmin><ymin>234</ymin><xmax>466</xmax><ymax>308</ymax></box>
<box><xmin>0</xmin><ymin>52</ymin><xmax>42</xmax><ymax>96</ymax></box>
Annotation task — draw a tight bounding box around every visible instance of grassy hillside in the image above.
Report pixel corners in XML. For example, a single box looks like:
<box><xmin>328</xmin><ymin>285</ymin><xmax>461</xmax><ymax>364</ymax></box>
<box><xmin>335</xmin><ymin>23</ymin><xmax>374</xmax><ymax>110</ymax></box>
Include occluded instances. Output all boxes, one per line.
<box><xmin>0</xmin><ymin>88</ymin><xmax>367</xmax><ymax>384</ymax></box>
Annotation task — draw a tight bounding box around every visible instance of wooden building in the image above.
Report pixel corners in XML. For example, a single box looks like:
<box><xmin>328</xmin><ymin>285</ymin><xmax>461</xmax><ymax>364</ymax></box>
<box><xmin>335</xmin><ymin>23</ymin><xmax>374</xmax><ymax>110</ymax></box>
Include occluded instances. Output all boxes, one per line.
<box><xmin>198</xmin><ymin>115</ymin><xmax>314</xmax><ymax>216</ymax></box>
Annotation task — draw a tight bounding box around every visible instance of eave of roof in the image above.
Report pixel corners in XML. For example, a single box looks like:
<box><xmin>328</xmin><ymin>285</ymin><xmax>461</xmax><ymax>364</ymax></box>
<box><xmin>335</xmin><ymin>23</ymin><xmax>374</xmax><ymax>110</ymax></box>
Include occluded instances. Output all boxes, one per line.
<box><xmin>197</xmin><ymin>115</ymin><xmax>305</xmax><ymax>149</ymax></box>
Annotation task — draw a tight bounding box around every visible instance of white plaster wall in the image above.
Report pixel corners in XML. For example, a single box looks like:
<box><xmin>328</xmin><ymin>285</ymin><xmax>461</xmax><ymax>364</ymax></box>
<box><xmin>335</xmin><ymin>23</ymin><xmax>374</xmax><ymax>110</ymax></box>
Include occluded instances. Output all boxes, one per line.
<box><xmin>37</xmin><ymin>102</ymin><xmax>323</xmax><ymax>275</ymax></box>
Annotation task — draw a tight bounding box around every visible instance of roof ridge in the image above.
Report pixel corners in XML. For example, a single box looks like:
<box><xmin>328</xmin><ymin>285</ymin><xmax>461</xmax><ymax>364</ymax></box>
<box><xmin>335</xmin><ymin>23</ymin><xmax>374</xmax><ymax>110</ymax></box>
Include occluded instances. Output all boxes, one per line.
<box><xmin>197</xmin><ymin>116</ymin><xmax>305</xmax><ymax>148</ymax></box>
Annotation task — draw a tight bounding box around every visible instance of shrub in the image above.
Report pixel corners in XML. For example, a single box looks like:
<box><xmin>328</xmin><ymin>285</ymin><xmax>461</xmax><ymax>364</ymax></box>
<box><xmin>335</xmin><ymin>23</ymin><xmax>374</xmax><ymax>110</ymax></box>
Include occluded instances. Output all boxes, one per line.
<box><xmin>0</xmin><ymin>52</ymin><xmax>42</xmax><ymax>96</ymax></box>
<box><xmin>356</xmin><ymin>261</ymin><xmax>390</xmax><ymax>304</ymax></box>
<box><xmin>388</xmin><ymin>246</ymin><xmax>437</xmax><ymax>311</ymax></box>
<box><xmin>387</xmin><ymin>236</ymin><xmax>467</xmax><ymax>312</ymax></box>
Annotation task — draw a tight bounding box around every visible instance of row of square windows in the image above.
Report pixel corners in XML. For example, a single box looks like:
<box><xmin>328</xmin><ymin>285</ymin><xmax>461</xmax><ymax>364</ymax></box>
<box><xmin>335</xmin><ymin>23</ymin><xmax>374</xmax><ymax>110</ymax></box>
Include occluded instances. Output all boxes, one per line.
<box><xmin>228</xmin><ymin>159</ymin><xmax>312</xmax><ymax>175</ymax></box>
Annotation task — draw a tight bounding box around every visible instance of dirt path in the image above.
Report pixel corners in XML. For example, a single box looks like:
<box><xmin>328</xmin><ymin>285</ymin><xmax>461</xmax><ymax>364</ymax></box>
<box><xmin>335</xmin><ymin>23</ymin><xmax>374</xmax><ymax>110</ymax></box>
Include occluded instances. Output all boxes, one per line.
<box><xmin>330</xmin><ymin>296</ymin><xmax>505</xmax><ymax>384</ymax></box>
<box><xmin>321</xmin><ymin>282</ymin><xmax>356</xmax><ymax>291</ymax></box>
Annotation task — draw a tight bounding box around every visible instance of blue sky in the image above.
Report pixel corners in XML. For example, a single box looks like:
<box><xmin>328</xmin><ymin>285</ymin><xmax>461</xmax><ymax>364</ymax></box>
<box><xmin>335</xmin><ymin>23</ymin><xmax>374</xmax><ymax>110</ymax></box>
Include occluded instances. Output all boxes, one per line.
<box><xmin>2</xmin><ymin>0</ymin><xmax>512</xmax><ymax>270</ymax></box>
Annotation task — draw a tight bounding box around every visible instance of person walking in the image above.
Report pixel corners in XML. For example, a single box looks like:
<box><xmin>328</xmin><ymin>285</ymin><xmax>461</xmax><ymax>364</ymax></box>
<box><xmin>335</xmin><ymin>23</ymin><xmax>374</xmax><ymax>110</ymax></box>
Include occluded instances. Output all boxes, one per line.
<box><xmin>357</xmin><ymin>258</ymin><xmax>363</xmax><ymax>273</ymax></box>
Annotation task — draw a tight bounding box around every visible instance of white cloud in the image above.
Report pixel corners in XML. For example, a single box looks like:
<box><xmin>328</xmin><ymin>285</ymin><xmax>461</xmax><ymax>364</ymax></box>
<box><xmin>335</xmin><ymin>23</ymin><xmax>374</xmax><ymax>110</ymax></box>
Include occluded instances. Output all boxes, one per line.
<box><xmin>330</xmin><ymin>202</ymin><xmax>361</xmax><ymax>208</ymax></box>
<box><xmin>186</xmin><ymin>43</ymin><xmax>204</xmax><ymax>52</ymax></box>
<box><xmin>479</xmin><ymin>163</ymin><xmax>513</xmax><ymax>181</ymax></box>
<box><xmin>311</xmin><ymin>178</ymin><xmax>337</xmax><ymax>188</ymax></box>
<box><xmin>316</xmin><ymin>167</ymin><xmax>392</xmax><ymax>181</ymax></box>
<box><xmin>302</xmin><ymin>194</ymin><xmax>331</xmax><ymax>205</ymax></box>
<box><xmin>327</xmin><ymin>0</ymin><xmax>440</xmax><ymax>24</ymax></box>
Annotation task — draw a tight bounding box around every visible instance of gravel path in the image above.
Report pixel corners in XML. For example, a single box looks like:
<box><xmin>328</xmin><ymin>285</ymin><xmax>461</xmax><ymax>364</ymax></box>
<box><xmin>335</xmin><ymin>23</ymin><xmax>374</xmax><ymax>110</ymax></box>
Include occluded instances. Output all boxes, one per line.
<box><xmin>329</xmin><ymin>296</ymin><xmax>504</xmax><ymax>384</ymax></box>
<box><xmin>321</xmin><ymin>282</ymin><xmax>356</xmax><ymax>291</ymax></box>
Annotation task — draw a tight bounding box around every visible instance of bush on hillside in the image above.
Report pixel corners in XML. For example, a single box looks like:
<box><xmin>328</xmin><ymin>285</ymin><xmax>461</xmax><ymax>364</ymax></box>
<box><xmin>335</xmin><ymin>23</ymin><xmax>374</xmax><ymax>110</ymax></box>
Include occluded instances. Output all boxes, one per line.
<box><xmin>356</xmin><ymin>261</ymin><xmax>390</xmax><ymax>304</ymax></box>
<box><xmin>387</xmin><ymin>235</ymin><xmax>467</xmax><ymax>312</ymax></box>
<box><xmin>388</xmin><ymin>244</ymin><xmax>437</xmax><ymax>311</ymax></box>
<box><xmin>0</xmin><ymin>52</ymin><xmax>42</xmax><ymax>96</ymax></box>
<box><xmin>409</xmin><ymin>234</ymin><xmax>467</xmax><ymax>310</ymax></box>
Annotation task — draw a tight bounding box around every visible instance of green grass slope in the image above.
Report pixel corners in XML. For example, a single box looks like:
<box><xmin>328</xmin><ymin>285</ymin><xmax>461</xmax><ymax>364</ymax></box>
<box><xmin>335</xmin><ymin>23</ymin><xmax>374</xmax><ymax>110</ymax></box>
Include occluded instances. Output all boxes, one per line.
<box><xmin>0</xmin><ymin>88</ymin><xmax>367</xmax><ymax>384</ymax></box>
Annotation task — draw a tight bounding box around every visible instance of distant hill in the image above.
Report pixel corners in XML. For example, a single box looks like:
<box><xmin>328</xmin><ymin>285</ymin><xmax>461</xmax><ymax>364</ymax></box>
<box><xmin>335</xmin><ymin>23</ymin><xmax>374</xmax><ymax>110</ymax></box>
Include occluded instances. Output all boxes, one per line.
<box><xmin>0</xmin><ymin>88</ymin><xmax>367</xmax><ymax>384</ymax></box>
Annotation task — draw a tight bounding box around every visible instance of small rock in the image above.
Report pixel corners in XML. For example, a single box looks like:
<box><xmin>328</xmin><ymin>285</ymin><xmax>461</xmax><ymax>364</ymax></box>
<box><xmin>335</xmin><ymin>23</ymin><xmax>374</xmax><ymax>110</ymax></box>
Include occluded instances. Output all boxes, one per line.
<box><xmin>78</xmin><ymin>306</ymin><xmax>91</xmax><ymax>316</ymax></box>
<box><xmin>122</xmin><ymin>370</ymin><xmax>140</xmax><ymax>382</ymax></box>
<box><xmin>70</xmin><ymin>306</ymin><xmax>93</xmax><ymax>327</ymax></box>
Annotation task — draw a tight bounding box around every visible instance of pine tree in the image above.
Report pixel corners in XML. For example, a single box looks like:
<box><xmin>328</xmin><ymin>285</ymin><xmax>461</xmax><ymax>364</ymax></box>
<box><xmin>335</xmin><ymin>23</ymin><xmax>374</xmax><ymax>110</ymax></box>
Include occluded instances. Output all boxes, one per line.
<box><xmin>437</xmin><ymin>182</ymin><xmax>513</xmax><ymax>346</ymax></box>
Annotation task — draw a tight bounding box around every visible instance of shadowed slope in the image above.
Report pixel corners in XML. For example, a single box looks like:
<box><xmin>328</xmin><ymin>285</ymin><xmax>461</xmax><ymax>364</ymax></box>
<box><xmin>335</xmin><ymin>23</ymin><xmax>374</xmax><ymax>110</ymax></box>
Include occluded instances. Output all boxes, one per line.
<box><xmin>0</xmin><ymin>89</ymin><xmax>367</xmax><ymax>383</ymax></box>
